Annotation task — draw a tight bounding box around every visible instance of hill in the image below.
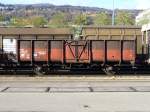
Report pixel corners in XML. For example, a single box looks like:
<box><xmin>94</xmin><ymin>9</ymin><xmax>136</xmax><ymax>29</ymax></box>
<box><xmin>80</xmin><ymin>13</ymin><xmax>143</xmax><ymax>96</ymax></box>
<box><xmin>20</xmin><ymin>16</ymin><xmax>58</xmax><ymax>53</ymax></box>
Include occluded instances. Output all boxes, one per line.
<box><xmin>0</xmin><ymin>3</ymin><xmax>142</xmax><ymax>19</ymax></box>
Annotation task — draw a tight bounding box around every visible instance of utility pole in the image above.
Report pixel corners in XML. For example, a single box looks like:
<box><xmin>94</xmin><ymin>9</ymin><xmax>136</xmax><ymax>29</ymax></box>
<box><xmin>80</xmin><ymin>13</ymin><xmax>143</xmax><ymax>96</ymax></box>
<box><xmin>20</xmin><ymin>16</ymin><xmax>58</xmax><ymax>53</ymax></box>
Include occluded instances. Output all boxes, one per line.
<box><xmin>112</xmin><ymin>0</ymin><xmax>115</xmax><ymax>25</ymax></box>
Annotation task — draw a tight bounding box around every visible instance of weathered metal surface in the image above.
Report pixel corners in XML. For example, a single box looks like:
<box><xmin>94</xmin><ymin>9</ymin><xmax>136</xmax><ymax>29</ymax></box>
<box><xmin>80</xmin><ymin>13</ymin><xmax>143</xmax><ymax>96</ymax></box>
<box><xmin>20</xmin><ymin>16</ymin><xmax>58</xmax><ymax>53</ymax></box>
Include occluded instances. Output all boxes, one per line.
<box><xmin>136</xmin><ymin>35</ymin><xmax>143</xmax><ymax>54</ymax></box>
<box><xmin>77</xmin><ymin>41</ymin><xmax>90</xmax><ymax>63</ymax></box>
<box><xmin>82</xmin><ymin>26</ymin><xmax>141</xmax><ymax>40</ymax></box>
<box><xmin>91</xmin><ymin>40</ymin><xmax>105</xmax><ymax>62</ymax></box>
<box><xmin>18</xmin><ymin>39</ymin><xmax>137</xmax><ymax>64</ymax></box>
<box><xmin>123</xmin><ymin>41</ymin><xmax>135</xmax><ymax>61</ymax></box>
<box><xmin>0</xmin><ymin>27</ymin><xmax>73</xmax><ymax>35</ymax></box>
<box><xmin>34</xmin><ymin>41</ymin><xmax>48</xmax><ymax>61</ymax></box>
<box><xmin>0</xmin><ymin>28</ymin><xmax>73</xmax><ymax>45</ymax></box>
<box><xmin>107</xmin><ymin>41</ymin><xmax>121</xmax><ymax>61</ymax></box>
<box><xmin>50</xmin><ymin>41</ymin><xmax>64</xmax><ymax>62</ymax></box>
<box><xmin>65</xmin><ymin>41</ymin><xmax>90</xmax><ymax>63</ymax></box>
<box><xmin>19</xmin><ymin>41</ymin><xmax>31</xmax><ymax>61</ymax></box>
<box><xmin>81</xmin><ymin>26</ymin><xmax>143</xmax><ymax>56</ymax></box>
<box><xmin>65</xmin><ymin>41</ymin><xmax>76</xmax><ymax>63</ymax></box>
<box><xmin>20</xmin><ymin>35</ymin><xmax>36</xmax><ymax>40</ymax></box>
<box><xmin>37</xmin><ymin>35</ymin><xmax>53</xmax><ymax>40</ymax></box>
<box><xmin>0</xmin><ymin>35</ymin><xmax>2</xmax><ymax>50</ymax></box>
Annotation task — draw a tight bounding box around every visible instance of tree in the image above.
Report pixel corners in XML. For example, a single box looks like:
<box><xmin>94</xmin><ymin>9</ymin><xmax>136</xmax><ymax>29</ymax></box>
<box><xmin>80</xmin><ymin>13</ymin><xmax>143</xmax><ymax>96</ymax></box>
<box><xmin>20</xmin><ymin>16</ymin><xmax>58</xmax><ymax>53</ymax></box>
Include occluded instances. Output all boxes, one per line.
<box><xmin>0</xmin><ymin>15</ymin><xmax>5</xmax><ymax>21</ymax></box>
<box><xmin>115</xmin><ymin>11</ymin><xmax>135</xmax><ymax>25</ymax></box>
<box><xmin>49</xmin><ymin>12</ymin><xmax>68</xmax><ymax>27</ymax></box>
<box><xmin>136</xmin><ymin>13</ymin><xmax>150</xmax><ymax>26</ymax></box>
<box><xmin>31</xmin><ymin>16</ymin><xmax>48</xmax><ymax>27</ymax></box>
<box><xmin>74</xmin><ymin>13</ymin><xmax>88</xmax><ymax>25</ymax></box>
<box><xmin>10</xmin><ymin>16</ymin><xmax>48</xmax><ymax>27</ymax></box>
<box><xmin>94</xmin><ymin>12</ymin><xmax>111</xmax><ymax>25</ymax></box>
<box><xmin>9</xmin><ymin>17</ymin><xmax>30</xmax><ymax>27</ymax></box>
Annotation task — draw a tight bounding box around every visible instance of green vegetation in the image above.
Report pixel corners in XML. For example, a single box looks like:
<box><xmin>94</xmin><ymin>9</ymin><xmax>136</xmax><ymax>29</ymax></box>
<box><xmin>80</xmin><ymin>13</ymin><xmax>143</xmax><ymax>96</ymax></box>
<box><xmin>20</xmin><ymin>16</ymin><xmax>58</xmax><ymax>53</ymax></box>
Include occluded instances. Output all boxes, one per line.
<box><xmin>31</xmin><ymin>16</ymin><xmax>48</xmax><ymax>27</ymax></box>
<box><xmin>0</xmin><ymin>4</ymin><xmax>141</xmax><ymax>27</ymax></box>
<box><xmin>5</xmin><ymin>10</ymin><xmax>136</xmax><ymax>27</ymax></box>
<box><xmin>136</xmin><ymin>13</ymin><xmax>150</xmax><ymax>26</ymax></box>
<box><xmin>48</xmin><ymin>12</ymin><xmax>68</xmax><ymax>28</ymax></box>
<box><xmin>0</xmin><ymin>15</ymin><xmax>5</xmax><ymax>21</ymax></box>
<box><xmin>74</xmin><ymin>26</ymin><xmax>83</xmax><ymax>39</ymax></box>
<box><xmin>94</xmin><ymin>12</ymin><xmax>111</xmax><ymax>25</ymax></box>
<box><xmin>115</xmin><ymin>11</ymin><xmax>135</xmax><ymax>25</ymax></box>
<box><xmin>137</xmin><ymin>18</ymin><xmax>149</xmax><ymax>26</ymax></box>
<box><xmin>10</xmin><ymin>16</ymin><xmax>48</xmax><ymax>27</ymax></box>
<box><xmin>10</xmin><ymin>17</ymin><xmax>29</xmax><ymax>27</ymax></box>
<box><xmin>74</xmin><ymin>13</ymin><xmax>89</xmax><ymax>25</ymax></box>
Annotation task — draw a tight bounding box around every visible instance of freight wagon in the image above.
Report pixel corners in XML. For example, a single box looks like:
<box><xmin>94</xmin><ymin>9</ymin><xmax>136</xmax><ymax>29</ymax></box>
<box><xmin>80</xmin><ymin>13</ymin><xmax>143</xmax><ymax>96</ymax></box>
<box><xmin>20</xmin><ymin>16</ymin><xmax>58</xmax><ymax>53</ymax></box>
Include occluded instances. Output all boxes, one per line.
<box><xmin>0</xmin><ymin>27</ymin><xmax>73</xmax><ymax>74</ymax></box>
<box><xmin>0</xmin><ymin>26</ymin><xmax>149</xmax><ymax>75</ymax></box>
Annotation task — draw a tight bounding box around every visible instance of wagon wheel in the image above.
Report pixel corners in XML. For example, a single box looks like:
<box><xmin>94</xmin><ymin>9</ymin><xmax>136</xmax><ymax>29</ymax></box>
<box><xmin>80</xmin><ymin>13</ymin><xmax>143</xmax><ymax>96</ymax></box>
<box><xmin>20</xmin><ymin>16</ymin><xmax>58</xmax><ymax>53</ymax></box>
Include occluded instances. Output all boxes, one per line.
<box><xmin>102</xmin><ymin>66</ymin><xmax>117</xmax><ymax>76</ymax></box>
<box><xmin>33</xmin><ymin>66</ymin><xmax>46</xmax><ymax>76</ymax></box>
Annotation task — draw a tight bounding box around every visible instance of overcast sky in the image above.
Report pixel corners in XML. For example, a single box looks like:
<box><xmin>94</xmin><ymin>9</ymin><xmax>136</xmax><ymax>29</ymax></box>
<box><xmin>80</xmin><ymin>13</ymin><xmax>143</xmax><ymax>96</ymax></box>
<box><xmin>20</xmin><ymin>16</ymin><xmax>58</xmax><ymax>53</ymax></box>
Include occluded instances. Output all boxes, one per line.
<box><xmin>0</xmin><ymin>0</ymin><xmax>150</xmax><ymax>9</ymax></box>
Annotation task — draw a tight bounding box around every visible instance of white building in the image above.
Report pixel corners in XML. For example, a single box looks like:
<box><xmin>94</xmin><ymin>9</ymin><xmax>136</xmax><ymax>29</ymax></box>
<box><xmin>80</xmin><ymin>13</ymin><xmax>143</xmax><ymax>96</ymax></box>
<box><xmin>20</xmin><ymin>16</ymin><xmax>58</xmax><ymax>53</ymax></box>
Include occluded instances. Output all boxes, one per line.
<box><xmin>142</xmin><ymin>23</ymin><xmax>150</xmax><ymax>44</ymax></box>
<box><xmin>136</xmin><ymin>9</ymin><xmax>150</xmax><ymax>25</ymax></box>
<box><xmin>141</xmin><ymin>23</ymin><xmax>150</xmax><ymax>63</ymax></box>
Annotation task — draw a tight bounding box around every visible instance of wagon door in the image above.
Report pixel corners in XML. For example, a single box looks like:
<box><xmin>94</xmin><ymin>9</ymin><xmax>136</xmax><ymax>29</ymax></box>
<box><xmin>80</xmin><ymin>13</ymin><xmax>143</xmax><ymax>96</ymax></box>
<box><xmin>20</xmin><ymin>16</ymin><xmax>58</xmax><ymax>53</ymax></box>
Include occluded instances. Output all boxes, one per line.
<box><xmin>34</xmin><ymin>41</ymin><xmax>48</xmax><ymax>62</ymax></box>
<box><xmin>65</xmin><ymin>41</ymin><xmax>90</xmax><ymax>63</ymax></box>
<box><xmin>77</xmin><ymin>41</ymin><xmax>90</xmax><ymax>63</ymax></box>
<box><xmin>123</xmin><ymin>40</ymin><xmax>136</xmax><ymax>61</ymax></box>
<box><xmin>107</xmin><ymin>40</ymin><xmax>121</xmax><ymax>62</ymax></box>
<box><xmin>50</xmin><ymin>40</ymin><xmax>64</xmax><ymax>63</ymax></box>
<box><xmin>91</xmin><ymin>40</ymin><xmax>105</xmax><ymax>62</ymax></box>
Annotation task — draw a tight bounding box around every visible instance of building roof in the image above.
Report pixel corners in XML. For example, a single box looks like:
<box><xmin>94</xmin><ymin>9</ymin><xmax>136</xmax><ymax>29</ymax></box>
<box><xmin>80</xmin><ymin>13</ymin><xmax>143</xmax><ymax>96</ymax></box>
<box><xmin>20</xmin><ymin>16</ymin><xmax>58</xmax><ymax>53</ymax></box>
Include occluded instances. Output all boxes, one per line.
<box><xmin>0</xmin><ymin>27</ymin><xmax>73</xmax><ymax>35</ymax></box>
<box><xmin>136</xmin><ymin>9</ymin><xmax>150</xmax><ymax>24</ymax></box>
<box><xmin>142</xmin><ymin>23</ymin><xmax>150</xmax><ymax>31</ymax></box>
<box><xmin>136</xmin><ymin>9</ymin><xmax>150</xmax><ymax>20</ymax></box>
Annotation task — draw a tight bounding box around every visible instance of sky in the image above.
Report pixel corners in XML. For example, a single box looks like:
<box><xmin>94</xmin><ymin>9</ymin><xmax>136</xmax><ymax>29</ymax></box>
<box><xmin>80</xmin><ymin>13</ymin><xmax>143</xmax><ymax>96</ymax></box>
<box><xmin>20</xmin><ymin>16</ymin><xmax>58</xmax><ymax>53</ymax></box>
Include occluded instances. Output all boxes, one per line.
<box><xmin>0</xmin><ymin>0</ymin><xmax>150</xmax><ymax>9</ymax></box>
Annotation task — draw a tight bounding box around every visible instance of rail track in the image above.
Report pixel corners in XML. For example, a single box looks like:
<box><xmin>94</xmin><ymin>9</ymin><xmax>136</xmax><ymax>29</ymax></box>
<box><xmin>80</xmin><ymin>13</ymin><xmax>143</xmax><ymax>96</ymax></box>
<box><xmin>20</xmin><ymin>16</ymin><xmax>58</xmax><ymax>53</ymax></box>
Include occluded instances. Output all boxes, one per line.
<box><xmin>1</xmin><ymin>74</ymin><xmax>150</xmax><ymax>81</ymax></box>
<box><xmin>1</xmin><ymin>75</ymin><xmax>150</xmax><ymax>93</ymax></box>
